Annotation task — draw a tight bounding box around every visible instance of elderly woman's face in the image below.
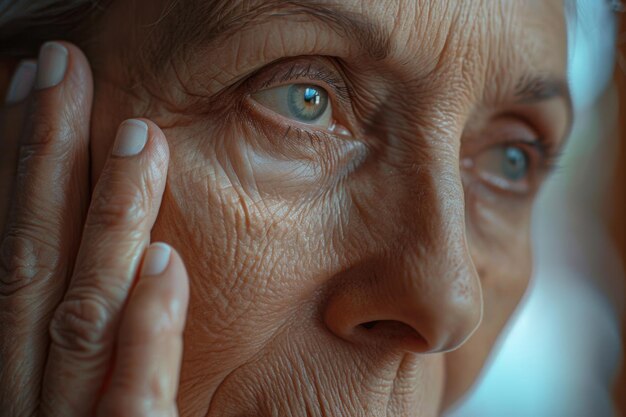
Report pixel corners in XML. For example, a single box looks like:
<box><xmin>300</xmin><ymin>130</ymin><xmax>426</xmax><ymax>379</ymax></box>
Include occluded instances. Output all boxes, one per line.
<box><xmin>89</xmin><ymin>0</ymin><xmax>570</xmax><ymax>415</ymax></box>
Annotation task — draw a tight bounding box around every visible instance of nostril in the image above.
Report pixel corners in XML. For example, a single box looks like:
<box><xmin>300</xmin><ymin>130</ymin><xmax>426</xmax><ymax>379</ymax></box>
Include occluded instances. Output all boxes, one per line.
<box><xmin>357</xmin><ymin>320</ymin><xmax>428</xmax><ymax>352</ymax></box>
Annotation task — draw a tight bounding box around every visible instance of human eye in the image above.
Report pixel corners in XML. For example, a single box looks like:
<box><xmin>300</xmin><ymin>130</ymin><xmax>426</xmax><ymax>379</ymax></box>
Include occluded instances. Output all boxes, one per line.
<box><xmin>253</xmin><ymin>84</ymin><xmax>332</xmax><ymax>126</ymax></box>
<box><xmin>462</xmin><ymin>119</ymin><xmax>560</xmax><ymax>196</ymax></box>
<box><xmin>247</xmin><ymin>59</ymin><xmax>353</xmax><ymax>137</ymax></box>
<box><xmin>473</xmin><ymin>144</ymin><xmax>532</xmax><ymax>193</ymax></box>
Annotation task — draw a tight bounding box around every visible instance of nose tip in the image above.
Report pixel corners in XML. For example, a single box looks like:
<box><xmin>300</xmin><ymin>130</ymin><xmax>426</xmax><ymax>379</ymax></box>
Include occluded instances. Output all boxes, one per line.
<box><xmin>419</xmin><ymin>285</ymin><xmax>483</xmax><ymax>352</ymax></box>
<box><xmin>324</xmin><ymin>260</ymin><xmax>483</xmax><ymax>354</ymax></box>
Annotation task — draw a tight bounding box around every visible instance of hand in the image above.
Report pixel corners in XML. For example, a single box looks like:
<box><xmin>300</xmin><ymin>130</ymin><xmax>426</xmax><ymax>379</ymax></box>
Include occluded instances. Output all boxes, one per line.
<box><xmin>0</xmin><ymin>42</ymin><xmax>189</xmax><ymax>416</ymax></box>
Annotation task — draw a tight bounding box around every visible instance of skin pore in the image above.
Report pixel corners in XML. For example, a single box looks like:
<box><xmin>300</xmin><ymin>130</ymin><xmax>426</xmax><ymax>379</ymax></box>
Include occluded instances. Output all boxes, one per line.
<box><xmin>80</xmin><ymin>0</ymin><xmax>571</xmax><ymax>415</ymax></box>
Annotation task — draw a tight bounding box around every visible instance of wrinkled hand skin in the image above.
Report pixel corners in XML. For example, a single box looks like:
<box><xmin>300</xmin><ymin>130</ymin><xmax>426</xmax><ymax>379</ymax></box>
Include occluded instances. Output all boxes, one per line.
<box><xmin>84</xmin><ymin>0</ymin><xmax>569</xmax><ymax>416</ymax></box>
<box><xmin>0</xmin><ymin>43</ymin><xmax>191</xmax><ymax>416</ymax></box>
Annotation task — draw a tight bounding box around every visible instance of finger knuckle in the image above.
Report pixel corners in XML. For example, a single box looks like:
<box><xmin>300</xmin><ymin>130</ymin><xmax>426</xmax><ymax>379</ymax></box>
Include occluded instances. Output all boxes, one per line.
<box><xmin>29</xmin><ymin>112</ymin><xmax>57</xmax><ymax>146</ymax></box>
<box><xmin>88</xmin><ymin>178</ymin><xmax>147</xmax><ymax>230</ymax></box>
<box><xmin>27</xmin><ymin>107</ymin><xmax>73</xmax><ymax>149</ymax></box>
<box><xmin>16</xmin><ymin>141</ymin><xmax>74</xmax><ymax>187</ymax></box>
<box><xmin>50</xmin><ymin>297</ymin><xmax>112</xmax><ymax>356</ymax></box>
<box><xmin>0</xmin><ymin>230</ymin><xmax>58</xmax><ymax>297</ymax></box>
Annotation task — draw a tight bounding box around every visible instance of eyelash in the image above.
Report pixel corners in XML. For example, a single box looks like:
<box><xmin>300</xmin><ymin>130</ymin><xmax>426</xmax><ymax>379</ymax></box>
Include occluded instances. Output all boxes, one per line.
<box><xmin>532</xmin><ymin>141</ymin><xmax>562</xmax><ymax>173</ymax></box>
<box><xmin>235</xmin><ymin>59</ymin><xmax>365</xmax><ymax>166</ymax></box>
<box><xmin>255</xmin><ymin>60</ymin><xmax>352</xmax><ymax>106</ymax></box>
<box><xmin>514</xmin><ymin>138</ymin><xmax>562</xmax><ymax>175</ymax></box>
<box><xmin>506</xmin><ymin>111</ymin><xmax>564</xmax><ymax>175</ymax></box>
<box><xmin>243</xmin><ymin>58</ymin><xmax>355</xmax><ymax>140</ymax></box>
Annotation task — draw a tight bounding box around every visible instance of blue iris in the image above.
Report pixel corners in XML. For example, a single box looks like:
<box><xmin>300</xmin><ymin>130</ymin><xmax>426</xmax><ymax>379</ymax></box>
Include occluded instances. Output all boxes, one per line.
<box><xmin>287</xmin><ymin>84</ymin><xmax>328</xmax><ymax>122</ymax></box>
<box><xmin>502</xmin><ymin>146</ymin><xmax>528</xmax><ymax>181</ymax></box>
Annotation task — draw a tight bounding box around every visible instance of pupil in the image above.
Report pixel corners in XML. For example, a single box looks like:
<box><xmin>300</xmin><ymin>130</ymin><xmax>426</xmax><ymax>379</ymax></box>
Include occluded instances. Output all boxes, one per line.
<box><xmin>286</xmin><ymin>84</ymin><xmax>328</xmax><ymax>122</ymax></box>
<box><xmin>503</xmin><ymin>147</ymin><xmax>527</xmax><ymax>180</ymax></box>
<box><xmin>303</xmin><ymin>87</ymin><xmax>320</xmax><ymax>105</ymax></box>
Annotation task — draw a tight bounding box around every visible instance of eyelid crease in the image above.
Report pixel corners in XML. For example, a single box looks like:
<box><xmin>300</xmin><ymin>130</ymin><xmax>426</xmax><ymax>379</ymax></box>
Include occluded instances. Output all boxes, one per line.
<box><xmin>497</xmin><ymin>110</ymin><xmax>569</xmax><ymax>166</ymax></box>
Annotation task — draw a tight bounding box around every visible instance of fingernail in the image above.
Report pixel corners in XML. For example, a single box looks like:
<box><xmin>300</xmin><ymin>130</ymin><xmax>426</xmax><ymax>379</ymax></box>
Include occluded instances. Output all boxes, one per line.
<box><xmin>112</xmin><ymin>119</ymin><xmax>148</xmax><ymax>157</ymax></box>
<box><xmin>36</xmin><ymin>42</ymin><xmax>68</xmax><ymax>90</ymax></box>
<box><xmin>142</xmin><ymin>243</ymin><xmax>172</xmax><ymax>276</ymax></box>
<box><xmin>5</xmin><ymin>60</ymin><xmax>37</xmax><ymax>104</ymax></box>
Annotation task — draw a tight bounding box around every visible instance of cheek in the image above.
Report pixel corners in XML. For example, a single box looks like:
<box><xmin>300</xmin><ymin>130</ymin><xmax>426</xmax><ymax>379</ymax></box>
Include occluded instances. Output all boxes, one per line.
<box><xmin>464</xmin><ymin>169</ymin><xmax>534</xmax><ymax>303</ymax></box>
<box><xmin>466</xmin><ymin>186</ymin><xmax>534</xmax><ymax>350</ymax></box>
<box><xmin>442</xmin><ymin>250</ymin><xmax>532</xmax><ymax>410</ymax></box>
<box><xmin>148</xmin><ymin>122</ymin><xmax>355</xmax><ymax>388</ymax></box>
<box><xmin>474</xmin><ymin>233</ymin><xmax>533</xmax><ymax>336</ymax></box>
<box><xmin>442</xmin><ymin>198</ymin><xmax>533</xmax><ymax>408</ymax></box>
<box><xmin>468</xmin><ymin>195</ymin><xmax>534</xmax><ymax>305</ymax></box>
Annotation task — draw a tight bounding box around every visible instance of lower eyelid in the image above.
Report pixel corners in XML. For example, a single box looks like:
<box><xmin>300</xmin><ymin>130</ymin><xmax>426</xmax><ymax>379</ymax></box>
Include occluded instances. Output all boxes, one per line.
<box><xmin>247</xmin><ymin>93</ymin><xmax>337</xmax><ymax>134</ymax></box>
<box><xmin>241</xmin><ymin>95</ymin><xmax>367</xmax><ymax>171</ymax></box>
<box><xmin>465</xmin><ymin>145</ymin><xmax>541</xmax><ymax>196</ymax></box>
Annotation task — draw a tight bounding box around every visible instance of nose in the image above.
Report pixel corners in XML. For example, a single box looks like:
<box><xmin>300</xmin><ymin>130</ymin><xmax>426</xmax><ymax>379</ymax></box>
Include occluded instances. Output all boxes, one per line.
<box><xmin>323</xmin><ymin>213</ymin><xmax>483</xmax><ymax>354</ymax></box>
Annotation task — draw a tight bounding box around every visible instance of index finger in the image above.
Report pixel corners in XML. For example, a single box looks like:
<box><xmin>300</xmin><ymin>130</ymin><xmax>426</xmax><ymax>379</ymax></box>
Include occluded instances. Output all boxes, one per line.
<box><xmin>41</xmin><ymin>118</ymin><xmax>170</xmax><ymax>417</ymax></box>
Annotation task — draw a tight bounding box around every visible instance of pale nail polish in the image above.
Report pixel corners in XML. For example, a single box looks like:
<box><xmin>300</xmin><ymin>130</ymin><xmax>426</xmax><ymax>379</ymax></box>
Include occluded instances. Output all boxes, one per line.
<box><xmin>35</xmin><ymin>42</ymin><xmax>68</xmax><ymax>90</ymax></box>
<box><xmin>112</xmin><ymin>119</ymin><xmax>148</xmax><ymax>157</ymax></box>
<box><xmin>142</xmin><ymin>243</ymin><xmax>172</xmax><ymax>276</ymax></box>
<box><xmin>5</xmin><ymin>60</ymin><xmax>37</xmax><ymax>104</ymax></box>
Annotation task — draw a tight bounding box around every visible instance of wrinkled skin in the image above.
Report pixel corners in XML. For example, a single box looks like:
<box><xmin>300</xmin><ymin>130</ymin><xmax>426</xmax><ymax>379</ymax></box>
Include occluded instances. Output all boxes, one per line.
<box><xmin>81</xmin><ymin>0</ymin><xmax>570</xmax><ymax>415</ymax></box>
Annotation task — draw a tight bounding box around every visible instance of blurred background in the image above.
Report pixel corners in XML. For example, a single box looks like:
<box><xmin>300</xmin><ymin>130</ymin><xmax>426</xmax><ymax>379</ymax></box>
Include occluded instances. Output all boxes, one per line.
<box><xmin>446</xmin><ymin>1</ymin><xmax>625</xmax><ymax>416</ymax></box>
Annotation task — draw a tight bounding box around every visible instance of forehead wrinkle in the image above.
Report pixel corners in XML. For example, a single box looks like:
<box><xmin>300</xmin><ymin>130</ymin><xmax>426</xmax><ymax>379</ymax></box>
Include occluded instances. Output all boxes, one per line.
<box><xmin>148</xmin><ymin>0</ymin><xmax>392</xmax><ymax>70</ymax></box>
<box><xmin>478</xmin><ymin>1</ymin><xmax>568</xmax><ymax>101</ymax></box>
<box><xmin>406</xmin><ymin>2</ymin><xmax>488</xmax><ymax>126</ymax></box>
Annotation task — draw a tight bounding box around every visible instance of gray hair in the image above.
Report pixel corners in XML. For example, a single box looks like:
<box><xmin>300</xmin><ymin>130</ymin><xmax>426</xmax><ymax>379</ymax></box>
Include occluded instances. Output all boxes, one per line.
<box><xmin>0</xmin><ymin>0</ymin><xmax>109</xmax><ymax>57</ymax></box>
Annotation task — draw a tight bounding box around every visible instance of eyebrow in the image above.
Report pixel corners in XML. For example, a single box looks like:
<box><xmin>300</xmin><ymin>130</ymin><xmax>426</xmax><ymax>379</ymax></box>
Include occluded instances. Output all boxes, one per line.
<box><xmin>515</xmin><ymin>74</ymin><xmax>573</xmax><ymax>123</ymax></box>
<box><xmin>152</xmin><ymin>0</ymin><xmax>392</xmax><ymax>68</ymax></box>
